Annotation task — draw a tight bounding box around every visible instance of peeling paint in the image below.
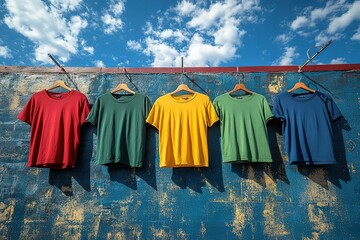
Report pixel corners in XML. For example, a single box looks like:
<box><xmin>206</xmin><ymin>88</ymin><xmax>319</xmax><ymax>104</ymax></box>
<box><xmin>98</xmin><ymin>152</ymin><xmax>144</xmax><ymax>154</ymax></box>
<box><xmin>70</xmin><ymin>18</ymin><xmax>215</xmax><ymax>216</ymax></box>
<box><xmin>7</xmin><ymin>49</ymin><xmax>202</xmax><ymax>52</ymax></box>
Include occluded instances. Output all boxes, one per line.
<box><xmin>0</xmin><ymin>199</ymin><xmax>16</xmax><ymax>222</ymax></box>
<box><xmin>228</xmin><ymin>204</ymin><xmax>246</xmax><ymax>238</ymax></box>
<box><xmin>176</xmin><ymin>228</ymin><xmax>187</xmax><ymax>240</ymax></box>
<box><xmin>151</xmin><ymin>226</ymin><xmax>170</xmax><ymax>239</ymax></box>
<box><xmin>262</xmin><ymin>198</ymin><xmax>290</xmax><ymax>238</ymax></box>
<box><xmin>200</xmin><ymin>221</ymin><xmax>206</xmax><ymax>238</ymax></box>
<box><xmin>308</xmin><ymin>204</ymin><xmax>333</xmax><ymax>235</ymax></box>
<box><xmin>9</xmin><ymin>95</ymin><xmax>20</xmax><ymax>112</ymax></box>
<box><xmin>268</xmin><ymin>73</ymin><xmax>285</xmax><ymax>93</ymax></box>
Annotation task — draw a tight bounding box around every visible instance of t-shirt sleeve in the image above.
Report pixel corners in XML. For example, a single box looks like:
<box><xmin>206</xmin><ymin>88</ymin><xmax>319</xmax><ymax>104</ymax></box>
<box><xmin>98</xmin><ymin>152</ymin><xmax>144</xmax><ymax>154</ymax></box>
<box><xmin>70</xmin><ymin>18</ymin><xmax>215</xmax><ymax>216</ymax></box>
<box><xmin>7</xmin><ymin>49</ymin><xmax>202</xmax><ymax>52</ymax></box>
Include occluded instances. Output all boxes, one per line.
<box><xmin>326</xmin><ymin>95</ymin><xmax>342</xmax><ymax>121</ymax></box>
<box><xmin>262</xmin><ymin>97</ymin><xmax>274</xmax><ymax>122</ymax></box>
<box><xmin>86</xmin><ymin>97</ymin><xmax>100</xmax><ymax>125</ymax></box>
<box><xmin>145</xmin><ymin>96</ymin><xmax>152</xmax><ymax>118</ymax></box>
<box><xmin>80</xmin><ymin>96</ymin><xmax>91</xmax><ymax>125</ymax></box>
<box><xmin>146</xmin><ymin>100</ymin><xmax>160</xmax><ymax>129</ymax></box>
<box><xmin>207</xmin><ymin>99</ymin><xmax>219</xmax><ymax>127</ymax></box>
<box><xmin>212</xmin><ymin>98</ymin><xmax>220</xmax><ymax>118</ymax></box>
<box><xmin>272</xmin><ymin>95</ymin><xmax>284</xmax><ymax>120</ymax></box>
<box><xmin>18</xmin><ymin>95</ymin><xmax>34</xmax><ymax>125</ymax></box>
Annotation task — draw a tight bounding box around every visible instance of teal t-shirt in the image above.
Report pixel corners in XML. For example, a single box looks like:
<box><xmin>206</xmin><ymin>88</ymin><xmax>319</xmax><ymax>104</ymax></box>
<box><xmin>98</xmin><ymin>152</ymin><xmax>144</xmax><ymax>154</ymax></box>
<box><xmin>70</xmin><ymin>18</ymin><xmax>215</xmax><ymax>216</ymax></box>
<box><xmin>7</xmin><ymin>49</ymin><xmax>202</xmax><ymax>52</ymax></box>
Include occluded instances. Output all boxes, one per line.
<box><xmin>213</xmin><ymin>93</ymin><xmax>273</xmax><ymax>163</ymax></box>
<box><xmin>86</xmin><ymin>92</ymin><xmax>151</xmax><ymax>167</ymax></box>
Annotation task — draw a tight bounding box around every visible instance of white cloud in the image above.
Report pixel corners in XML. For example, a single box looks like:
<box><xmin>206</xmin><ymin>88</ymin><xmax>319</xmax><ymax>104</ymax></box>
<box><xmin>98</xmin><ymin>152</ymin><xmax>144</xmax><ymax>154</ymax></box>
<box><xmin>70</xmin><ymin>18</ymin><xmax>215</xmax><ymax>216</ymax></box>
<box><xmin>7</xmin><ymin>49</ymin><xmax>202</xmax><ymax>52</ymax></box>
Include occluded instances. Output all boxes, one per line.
<box><xmin>272</xmin><ymin>46</ymin><xmax>299</xmax><ymax>66</ymax></box>
<box><xmin>127</xmin><ymin>40</ymin><xmax>142</xmax><ymax>51</ymax></box>
<box><xmin>101</xmin><ymin>0</ymin><xmax>126</xmax><ymax>34</ymax></box>
<box><xmin>175</xmin><ymin>0</ymin><xmax>197</xmax><ymax>16</ymax></box>
<box><xmin>4</xmin><ymin>0</ymin><xmax>87</xmax><ymax>64</ymax></box>
<box><xmin>102</xmin><ymin>14</ymin><xmax>123</xmax><ymax>34</ymax></box>
<box><xmin>80</xmin><ymin>40</ymin><xmax>94</xmax><ymax>55</ymax></box>
<box><xmin>130</xmin><ymin>0</ymin><xmax>262</xmax><ymax>67</ymax></box>
<box><xmin>351</xmin><ymin>27</ymin><xmax>360</xmax><ymax>40</ymax></box>
<box><xmin>144</xmin><ymin>38</ymin><xmax>178</xmax><ymax>67</ymax></box>
<box><xmin>330</xmin><ymin>57</ymin><xmax>346</xmax><ymax>64</ymax></box>
<box><xmin>290</xmin><ymin>16</ymin><xmax>308</xmax><ymax>30</ymax></box>
<box><xmin>0</xmin><ymin>46</ymin><xmax>12</xmax><ymax>58</ymax></box>
<box><xmin>50</xmin><ymin>0</ymin><xmax>83</xmax><ymax>12</ymax></box>
<box><xmin>327</xmin><ymin>1</ymin><xmax>360</xmax><ymax>33</ymax></box>
<box><xmin>275</xmin><ymin>33</ymin><xmax>293</xmax><ymax>44</ymax></box>
<box><xmin>289</xmin><ymin>0</ymin><xmax>360</xmax><ymax>44</ymax></box>
<box><xmin>94</xmin><ymin>60</ymin><xmax>105</xmax><ymax>67</ymax></box>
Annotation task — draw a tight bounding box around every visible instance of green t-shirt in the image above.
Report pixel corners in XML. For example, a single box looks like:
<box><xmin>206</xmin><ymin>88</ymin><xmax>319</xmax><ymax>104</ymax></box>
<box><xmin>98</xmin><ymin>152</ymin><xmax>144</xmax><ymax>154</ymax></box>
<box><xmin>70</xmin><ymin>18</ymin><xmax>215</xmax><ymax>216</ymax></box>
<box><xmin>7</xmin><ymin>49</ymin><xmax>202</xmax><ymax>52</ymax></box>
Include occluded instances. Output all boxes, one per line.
<box><xmin>86</xmin><ymin>92</ymin><xmax>151</xmax><ymax>167</ymax></box>
<box><xmin>213</xmin><ymin>93</ymin><xmax>273</xmax><ymax>163</ymax></box>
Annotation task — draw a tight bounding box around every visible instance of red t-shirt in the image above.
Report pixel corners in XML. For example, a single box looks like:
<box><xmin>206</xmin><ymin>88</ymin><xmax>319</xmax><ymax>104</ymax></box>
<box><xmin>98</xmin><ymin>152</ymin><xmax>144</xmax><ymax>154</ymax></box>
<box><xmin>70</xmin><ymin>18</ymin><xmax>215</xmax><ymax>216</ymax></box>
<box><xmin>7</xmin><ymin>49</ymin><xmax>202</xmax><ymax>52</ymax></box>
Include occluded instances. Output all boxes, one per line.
<box><xmin>18</xmin><ymin>89</ymin><xmax>90</xmax><ymax>169</ymax></box>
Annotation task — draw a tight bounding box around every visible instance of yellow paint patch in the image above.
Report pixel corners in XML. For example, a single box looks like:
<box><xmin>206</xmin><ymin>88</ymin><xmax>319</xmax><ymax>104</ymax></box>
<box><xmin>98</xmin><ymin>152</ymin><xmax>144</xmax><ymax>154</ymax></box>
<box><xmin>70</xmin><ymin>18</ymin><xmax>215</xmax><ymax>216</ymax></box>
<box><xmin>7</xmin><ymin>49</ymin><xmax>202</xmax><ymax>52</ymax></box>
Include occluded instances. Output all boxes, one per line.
<box><xmin>200</xmin><ymin>221</ymin><xmax>206</xmax><ymax>238</ymax></box>
<box><xmin>9</xmin><ymin>95</ymin><xmax>19</xmax><ymax>111</ymax></box>
<box><xmin>55</xmin><ymin>201</ymin><xmax>85</xmax><ymax>224</ymax></box>
<box><xmin>151</xmin><ymin>226</ymin><xmax>170</xmax><ymax>239</ymax></box>
<box><xmin>268</xmin><ymin>73</ymin><xmax>285</xmax><ymax>93</ymax></box>
<box><xmin>107</xmin><ymin>232</ymin><xmax>126</xmax><ymax>240</ymax></box>
<box><xmin>308</xmin><ymin>204</ymin><xmax>333</xmax><ymax>234</ymax></box>
<box><xmin>305</xmin><ymin>181</ymin><xmax>337</xmax><ymax>203</ymax></box>
<box><xmin>158</xmin><ymin>191</ymin><xmax>175</xmax><ymax>220</ymax></box>
<box><xmin>228</xmin><ymin>204</ymin><xmax>246</xmax><ymax>238</ymax></box>
<box><xmin>177</xmin><ymin>228</ymin><xmax>187</xmax><ymax>240</ymax></box>
<box><xmin>262</xmin><ymin>199</ymin><xmax>290</xmax><ymax>237</ymax></box>
<box><xmin>0</xmin><ymin>199</ymin><xmax>16</xmax><ymax>222</ymax></box>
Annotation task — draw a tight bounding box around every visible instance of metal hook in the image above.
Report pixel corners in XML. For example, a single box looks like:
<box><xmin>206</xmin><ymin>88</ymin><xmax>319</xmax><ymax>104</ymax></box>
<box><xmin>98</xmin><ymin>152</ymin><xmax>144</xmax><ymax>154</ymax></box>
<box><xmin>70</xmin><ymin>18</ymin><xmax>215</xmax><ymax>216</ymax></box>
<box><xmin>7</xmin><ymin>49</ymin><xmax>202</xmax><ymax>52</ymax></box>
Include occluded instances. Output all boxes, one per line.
<box><xmin>235</xmin><ymin>66</ymin><xmax>245</xmax><ymax>84</ymax></box>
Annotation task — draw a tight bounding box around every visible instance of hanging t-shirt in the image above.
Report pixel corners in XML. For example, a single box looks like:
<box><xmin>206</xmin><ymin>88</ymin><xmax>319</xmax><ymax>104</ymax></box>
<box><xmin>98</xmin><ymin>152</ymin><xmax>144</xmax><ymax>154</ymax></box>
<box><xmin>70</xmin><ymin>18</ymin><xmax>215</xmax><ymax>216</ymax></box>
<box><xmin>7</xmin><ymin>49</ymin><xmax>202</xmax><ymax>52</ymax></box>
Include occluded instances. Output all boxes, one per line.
<box><xmin>272</xmin><ymin>91</ymin><xmax>342</xmax><ymax>165</ymax></box>
<box><xmin>86</xmin><ymin>93</ymin><xmax>151</xmax><ymax>167</ymax></box>
<box><xmin>213</xmin><ymin>93</ymin><xmax>273</xmax><ymax>163</ymax></box>
<box><xmin>18</xmin><ymin>90</ymin><xmax>90</xmax><ymax>169</ymax></box>
<box><xmin>146</xmin><ymin>93</ymin><xmax>219</xmax><ymax>168</ymax></box>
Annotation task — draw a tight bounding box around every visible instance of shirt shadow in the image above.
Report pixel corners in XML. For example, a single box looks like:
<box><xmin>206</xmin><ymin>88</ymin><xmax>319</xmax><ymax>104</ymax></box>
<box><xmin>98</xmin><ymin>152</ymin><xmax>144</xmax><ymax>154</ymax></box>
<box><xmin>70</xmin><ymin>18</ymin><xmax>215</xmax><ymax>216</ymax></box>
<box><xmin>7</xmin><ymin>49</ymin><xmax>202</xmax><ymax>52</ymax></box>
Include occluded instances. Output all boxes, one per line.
<box><xmin>297</xmin><ymin>117</ymin><xmax>351</xmax><ymax>189</ymax></box>
<box><xmin>171</xmin><ymin>124</ymin><xmax>225</xmax><ymax>193</ymax></box>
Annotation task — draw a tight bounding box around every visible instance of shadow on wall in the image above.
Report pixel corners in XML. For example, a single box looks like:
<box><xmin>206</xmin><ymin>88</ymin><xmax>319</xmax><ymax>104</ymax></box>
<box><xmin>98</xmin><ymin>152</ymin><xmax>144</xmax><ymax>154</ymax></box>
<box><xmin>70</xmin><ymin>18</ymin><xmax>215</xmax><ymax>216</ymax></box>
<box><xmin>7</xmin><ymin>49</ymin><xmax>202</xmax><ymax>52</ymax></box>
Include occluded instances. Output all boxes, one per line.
<box><xmin>231</xmin><ymin>118</ymin><xmax>290</xmax><ymax>187</ymax></box>
<box><xmin>48</xmin><ymin>123</ymin><xmax>94</xmax><ymax>196</ymax></box>
<box><xmin>171</xmin><ymin>123</ymin><xmax>225</xmax><ymax>193</ymax></box>
<box><xmin>297</xmin><ymin>117</ymin><xmax>351</xmax><ymax>189</ymax></box>
<box><xmin>106</xmin><ymin>126</ymin><xmax>157</xmax><ymax>190</ymax></box>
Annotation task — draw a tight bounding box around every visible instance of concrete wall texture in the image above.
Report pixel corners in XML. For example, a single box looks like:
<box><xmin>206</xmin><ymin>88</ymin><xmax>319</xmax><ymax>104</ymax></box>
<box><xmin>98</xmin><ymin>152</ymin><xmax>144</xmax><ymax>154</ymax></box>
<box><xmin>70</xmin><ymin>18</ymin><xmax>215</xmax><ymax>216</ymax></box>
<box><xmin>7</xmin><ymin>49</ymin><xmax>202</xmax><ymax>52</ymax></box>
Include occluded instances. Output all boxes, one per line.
<box><xmin>0</xmin><ymin>65</ymin><xmax>359</xmax><ymax>239</ymax></box>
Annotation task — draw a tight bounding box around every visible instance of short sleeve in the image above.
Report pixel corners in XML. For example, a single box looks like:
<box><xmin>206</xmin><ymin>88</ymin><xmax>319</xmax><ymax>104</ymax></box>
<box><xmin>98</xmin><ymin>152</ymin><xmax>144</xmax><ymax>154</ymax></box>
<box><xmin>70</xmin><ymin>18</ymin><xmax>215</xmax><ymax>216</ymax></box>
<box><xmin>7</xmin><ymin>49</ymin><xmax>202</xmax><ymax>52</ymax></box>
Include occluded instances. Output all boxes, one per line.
<box><xmin>326</xmin><ymin>95</ymin><xmax>342</xmax><ymax>121</ymax></box>
<box><xmin>272</xmin><ymin>95</ymin><xmax>284</xmax><ymax>119</ymax></box>
<box><xmin>212</xmin><ymin>98</ymin><xmax>220</xmax><ymax>118</ymax></box>
<box><xmin>207</xmin><ymin>100</ymin><xmax>219</xmax><ymax>127</ymax></box>
<box><xmin>86</xmin><ymin>97</ymin><xmax>100</xmax><ymax>125</ymax></box>
<box><xmin>145</xmin><ymin>96</ymin><xmax>152</xmax><ymax>117</ymax></box>
<box><xmin>18</xmin><ymin>96</ymin><xmax>34</xmax><ymax>125</ymax></box>
<box><xmin>146</xmin><ymin>100</ymin><xmax>160</xmax><ymax>129</ymax></box>
<box><xmin>80</xmin><ymin>96</ymin><xmax>91</xmax><ymax>125</ymax></box>
<box><xmin>262</xmin><ymin>97</ymin><xmax>274</xmax><ymax>122</ymax></box>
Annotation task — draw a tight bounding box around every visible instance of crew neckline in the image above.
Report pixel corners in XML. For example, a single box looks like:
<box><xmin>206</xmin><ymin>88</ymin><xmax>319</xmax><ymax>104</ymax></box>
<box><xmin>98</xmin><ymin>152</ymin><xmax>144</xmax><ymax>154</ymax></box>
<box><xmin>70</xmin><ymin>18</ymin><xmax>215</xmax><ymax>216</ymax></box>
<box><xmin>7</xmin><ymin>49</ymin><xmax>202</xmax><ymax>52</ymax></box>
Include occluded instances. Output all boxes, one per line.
<box><xmin>226</xmin><ymin>92</ymin><xmax>255</xmax><ymax>102</ymax></box>
<box><xmin>168</xmin><ymin>92</ymin><xmax>197</xmax><ymax>103</ymax></box>
<box><xmin>285</xmin><ymin>91</ymin><xmax>317</xmax><ymax>102</ymax></box>
<box><xmin>43</xmin><ymin>89</ymin><xmax>74</xmax><ymax>102</ymax></box>
<box><xmin>109</xmin><ymin>92</ymin><xmax>137</xmax><ymax>103</ymax></box>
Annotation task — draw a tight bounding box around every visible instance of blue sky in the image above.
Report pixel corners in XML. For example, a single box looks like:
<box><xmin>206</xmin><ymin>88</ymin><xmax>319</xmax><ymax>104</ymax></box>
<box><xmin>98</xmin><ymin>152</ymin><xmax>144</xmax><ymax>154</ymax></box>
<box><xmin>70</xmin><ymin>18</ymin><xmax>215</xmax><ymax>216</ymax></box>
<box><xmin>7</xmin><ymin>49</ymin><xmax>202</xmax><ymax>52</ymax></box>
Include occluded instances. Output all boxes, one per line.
<box><xmin>0</xmin><ymin>0</ymin><xmax>359</xmax><ymax>67</ymax></box>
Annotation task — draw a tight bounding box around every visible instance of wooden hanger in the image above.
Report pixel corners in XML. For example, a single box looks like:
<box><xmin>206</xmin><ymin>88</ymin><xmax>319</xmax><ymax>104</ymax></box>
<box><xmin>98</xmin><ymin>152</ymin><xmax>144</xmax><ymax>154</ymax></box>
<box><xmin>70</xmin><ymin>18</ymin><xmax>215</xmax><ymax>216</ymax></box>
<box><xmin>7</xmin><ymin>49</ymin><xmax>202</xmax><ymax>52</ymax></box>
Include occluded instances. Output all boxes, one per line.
<box><xmin>288</xmin><ymin>79</ymin><xmax>315</xmax><ymax>93</ymax></box>
<box><xmin>111</xmin><ymin>83</ymin><xmax>135</xmax><ymax>94</ymax></box>
<box><xmin>170</xmin><ymin>83</ymin><xmax>195</xmax><ymax>95</ymax></box>
<box><xmin>228</xmin><ymin>83</ymin><xmax>253</xmax><ymax>95</ymax></box>
<box><xmin>47</xmin><ymin>80</ymin><xmax>72</xmax><ymax>91</ymax></box>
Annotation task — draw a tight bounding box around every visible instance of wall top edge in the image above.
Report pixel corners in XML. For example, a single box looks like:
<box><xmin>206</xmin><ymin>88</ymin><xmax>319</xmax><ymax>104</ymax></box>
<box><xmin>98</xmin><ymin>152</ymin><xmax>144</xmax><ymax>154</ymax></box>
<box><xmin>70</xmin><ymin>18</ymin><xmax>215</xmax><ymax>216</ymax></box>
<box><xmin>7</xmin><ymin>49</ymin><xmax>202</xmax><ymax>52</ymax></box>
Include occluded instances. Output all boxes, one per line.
<box><xmin>0</xmin><ymin>64</ymin><xmax>360</xmax><ymax>74</ymax></box>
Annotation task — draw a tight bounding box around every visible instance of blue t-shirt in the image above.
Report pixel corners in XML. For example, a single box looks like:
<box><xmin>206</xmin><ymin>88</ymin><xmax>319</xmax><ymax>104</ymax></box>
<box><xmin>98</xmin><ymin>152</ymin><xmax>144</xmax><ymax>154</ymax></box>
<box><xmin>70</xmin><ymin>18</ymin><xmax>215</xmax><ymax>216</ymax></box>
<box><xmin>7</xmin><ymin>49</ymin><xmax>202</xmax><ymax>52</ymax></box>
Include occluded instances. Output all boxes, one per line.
<box><xmin>273</xmin><ymin>91</ymin><xmax>342</xmax><ymax>165</ymax></box>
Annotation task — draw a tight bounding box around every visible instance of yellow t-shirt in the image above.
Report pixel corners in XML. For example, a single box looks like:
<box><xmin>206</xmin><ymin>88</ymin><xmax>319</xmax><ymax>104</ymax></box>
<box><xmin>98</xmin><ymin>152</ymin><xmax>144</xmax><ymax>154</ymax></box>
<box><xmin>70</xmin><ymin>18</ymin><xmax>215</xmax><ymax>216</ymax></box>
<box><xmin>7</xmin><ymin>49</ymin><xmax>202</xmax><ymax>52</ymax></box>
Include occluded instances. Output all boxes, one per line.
<box><xmin>146</xmin><ymin>92</ymin><xmax>219</xmax><ymax>168</ymax></box>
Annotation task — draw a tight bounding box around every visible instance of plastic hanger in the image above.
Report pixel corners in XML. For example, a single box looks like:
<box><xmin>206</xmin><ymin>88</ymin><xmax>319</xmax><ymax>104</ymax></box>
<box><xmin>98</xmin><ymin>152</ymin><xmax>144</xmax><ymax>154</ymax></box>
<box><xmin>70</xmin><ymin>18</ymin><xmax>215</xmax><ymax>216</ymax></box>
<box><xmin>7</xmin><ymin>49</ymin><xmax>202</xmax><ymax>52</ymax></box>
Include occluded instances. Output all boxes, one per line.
<box><xmin>288</xmin><ymin>77</ymin><xmax>315</xmax><ymax>93</ymax></box>
<box><xmin>170</xmin><ymin>83</ymin><xmax>195</xmax><ymax>95</ymax></box>
<box><xmin>228</xmin><ymin>83</ymin><xmax>253</xmax><ymax>95</ymax></box>
<box><xmin>47</xmin><ymin>80</ymin><xmax>72</xmax><ymax>91</ymax></box>
<box><xmin>228</xmin><ymin>71</ymin><xmax>253</xmax><ymax>95</ymax></box>
<box><xmin>111</xmin><ymin>83</ymin><xmax>135</xmax><ymax>94</ymax></box>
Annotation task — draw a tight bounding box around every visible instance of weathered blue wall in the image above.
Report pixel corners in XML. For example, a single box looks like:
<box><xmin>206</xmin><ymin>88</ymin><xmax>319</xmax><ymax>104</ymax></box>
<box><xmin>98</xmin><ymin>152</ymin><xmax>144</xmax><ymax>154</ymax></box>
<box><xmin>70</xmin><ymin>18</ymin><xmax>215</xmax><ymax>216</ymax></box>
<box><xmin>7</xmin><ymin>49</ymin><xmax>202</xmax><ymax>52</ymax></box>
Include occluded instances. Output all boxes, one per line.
<box><xmin>0</xmin><ymin>68</ymin><xmax>359</xmax><ymax>239</ymax></box>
